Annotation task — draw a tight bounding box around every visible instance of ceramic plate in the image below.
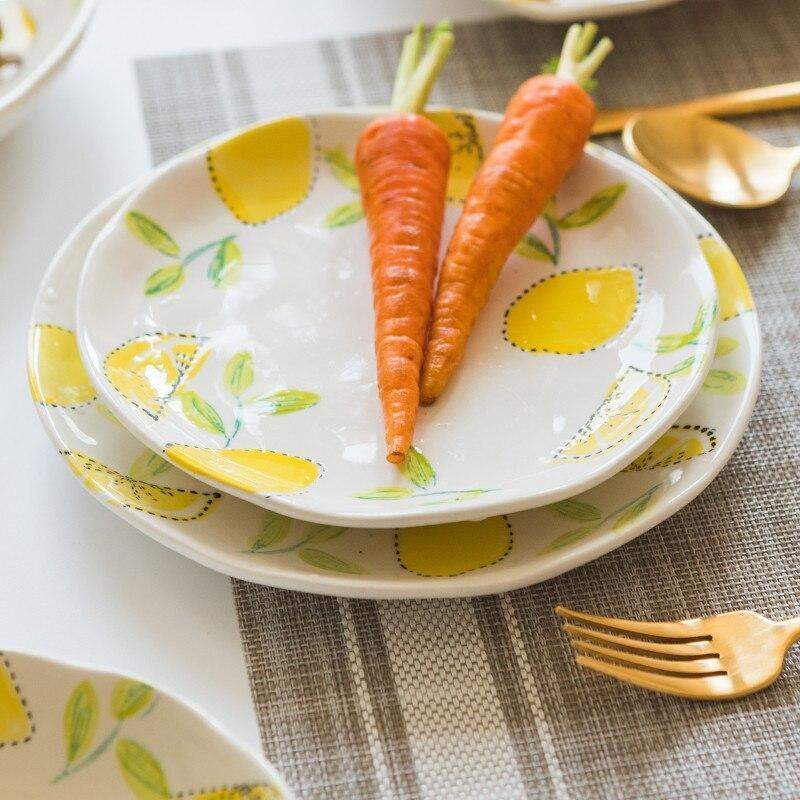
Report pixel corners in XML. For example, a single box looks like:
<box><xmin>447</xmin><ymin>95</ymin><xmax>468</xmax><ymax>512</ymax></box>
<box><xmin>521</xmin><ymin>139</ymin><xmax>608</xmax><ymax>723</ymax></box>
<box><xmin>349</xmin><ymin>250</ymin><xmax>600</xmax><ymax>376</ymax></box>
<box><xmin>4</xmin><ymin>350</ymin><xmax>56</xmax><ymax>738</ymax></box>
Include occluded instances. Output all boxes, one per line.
<box><xmin>30</xmin><ymin>156</ymin><xmax>757</xmax><ymax>598</ymax></box>
<box><xmin>0</xmin><ymin>649</ymin><xmax>291</xmax><ymax>798</ymax></box>
<box><xmin>0</xmin><ymin>0</ymin><xmax>96</xmax><ymax>141</ymax></box>
<box><xmin>76</xmin><ymin>110</ymin><xmax>718</xmax><ymax>528</ymax></box>
<box><xmin>485</xmin><ymin>0</ymin><xmax>685</xmax><ymax>22</ymax></box>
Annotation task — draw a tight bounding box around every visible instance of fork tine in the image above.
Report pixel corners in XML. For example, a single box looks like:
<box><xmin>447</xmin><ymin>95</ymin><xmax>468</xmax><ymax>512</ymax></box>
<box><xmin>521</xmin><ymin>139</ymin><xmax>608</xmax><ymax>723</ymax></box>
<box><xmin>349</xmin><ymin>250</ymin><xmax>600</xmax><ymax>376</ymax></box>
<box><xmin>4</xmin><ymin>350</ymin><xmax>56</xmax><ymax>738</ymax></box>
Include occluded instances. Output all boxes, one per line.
<box><xmin>575</xmin><ymin>654</ymin><xmax>732</xmax><ymax>699</ymax></box>
<box><xmin>570</xmin><ymin>639</ymin><xmax>724</xmax><ymax>675</ymax></box>
<box><xmin>555</xmin><ymin>605</ymin><xmax>704</xmax><ymax>640</ymax></box>
<box><xmin>563</xmin><ymin>623</ymin><xmax>717</xmax><ymax>657</ymax></box>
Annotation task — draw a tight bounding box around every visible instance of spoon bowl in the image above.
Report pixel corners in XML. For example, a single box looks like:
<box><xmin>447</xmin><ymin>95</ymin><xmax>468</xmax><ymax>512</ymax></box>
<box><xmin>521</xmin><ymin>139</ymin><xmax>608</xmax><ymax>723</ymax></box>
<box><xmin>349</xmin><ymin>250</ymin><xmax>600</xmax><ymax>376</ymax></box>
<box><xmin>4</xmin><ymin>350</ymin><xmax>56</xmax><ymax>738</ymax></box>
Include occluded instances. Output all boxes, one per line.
<box><xmin>623</xmin><ymin>110</ymin><xmax>800</xmax><ymax>208</ymax></box>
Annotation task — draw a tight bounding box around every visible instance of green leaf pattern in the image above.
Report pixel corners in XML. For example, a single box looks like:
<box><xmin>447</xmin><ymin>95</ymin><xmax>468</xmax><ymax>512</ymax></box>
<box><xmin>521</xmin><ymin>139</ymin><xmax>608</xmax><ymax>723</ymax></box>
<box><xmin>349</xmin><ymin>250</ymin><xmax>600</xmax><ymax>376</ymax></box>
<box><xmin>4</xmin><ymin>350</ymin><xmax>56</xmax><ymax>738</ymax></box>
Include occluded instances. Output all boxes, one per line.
<box><xmin>515</xmin><ymin>183</ymin><xmax>626</xmax><ymax>265</ymax></box>
<box><xmin>324</xmin><ymin>147</ymin><xmax>365</xmax><ymax>228</ymax></box>
<box><xmin>116</xmin><ymin>739</ymin><xmax>170</xmax><ymax>799</ymax></box>
<box><xmin>127</xmin><ymin>210</ymin><xmax>242</xmax><ymax>293</ymax></box>
<box><xmin>401</xmin><ymin>446</ymin><xmax>436</xmax><ymax>489</ymax></box>
<box><xmin>63</xmin><ymin>681</ymin><xmax>99</xmax><ymax>765</ymax></box>
<box><xmin>111</xmin><ymin>680</ymin><xmax>154</xmax><ymax>721</ymax></box>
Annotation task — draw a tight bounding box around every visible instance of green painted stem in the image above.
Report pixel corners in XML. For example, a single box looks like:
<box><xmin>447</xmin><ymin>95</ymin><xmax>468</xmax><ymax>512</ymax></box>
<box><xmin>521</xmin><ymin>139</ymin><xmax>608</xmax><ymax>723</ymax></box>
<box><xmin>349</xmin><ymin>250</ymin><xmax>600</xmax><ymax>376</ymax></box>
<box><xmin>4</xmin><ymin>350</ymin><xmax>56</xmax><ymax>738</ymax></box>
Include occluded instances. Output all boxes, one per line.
<box><xmin>51</xmin><ymin>723</ymin><xmax>121</xmax><ymax>784</ymax></box>
<box><xmin>182</xmin><ymin>236</ymin><xmax>233</xmax><ymax>267</ymax></box>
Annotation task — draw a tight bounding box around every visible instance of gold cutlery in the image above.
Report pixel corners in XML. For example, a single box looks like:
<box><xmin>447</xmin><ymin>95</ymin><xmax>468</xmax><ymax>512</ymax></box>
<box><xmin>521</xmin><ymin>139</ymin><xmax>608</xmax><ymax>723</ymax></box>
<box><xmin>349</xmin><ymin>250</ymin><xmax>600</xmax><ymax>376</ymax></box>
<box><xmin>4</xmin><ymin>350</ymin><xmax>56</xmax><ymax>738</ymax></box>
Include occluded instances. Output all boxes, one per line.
<box><xmin>622</xmin><ymin>110</ymin><xmax>800</xmax><ymax>207</ymax></box>
<box><xmin>593</xmin><ymin>80</ymin><xmax>800</xmax><ymax>135</ymax></box>
<box><xmin>556</xmin><ymin>605</ymin><xmax>800</xmax><ymax>699</ymax></box>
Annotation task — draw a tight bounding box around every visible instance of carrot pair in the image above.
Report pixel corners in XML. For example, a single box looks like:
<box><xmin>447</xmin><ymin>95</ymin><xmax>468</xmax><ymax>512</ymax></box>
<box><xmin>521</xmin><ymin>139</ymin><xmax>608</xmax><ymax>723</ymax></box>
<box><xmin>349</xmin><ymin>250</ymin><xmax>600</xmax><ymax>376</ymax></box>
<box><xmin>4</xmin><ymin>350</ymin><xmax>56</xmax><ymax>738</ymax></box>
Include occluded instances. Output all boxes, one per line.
<box><xmin>358</xmin><ymin>22</ymin><xmax>613</xmax><ymax>463</ymax></box>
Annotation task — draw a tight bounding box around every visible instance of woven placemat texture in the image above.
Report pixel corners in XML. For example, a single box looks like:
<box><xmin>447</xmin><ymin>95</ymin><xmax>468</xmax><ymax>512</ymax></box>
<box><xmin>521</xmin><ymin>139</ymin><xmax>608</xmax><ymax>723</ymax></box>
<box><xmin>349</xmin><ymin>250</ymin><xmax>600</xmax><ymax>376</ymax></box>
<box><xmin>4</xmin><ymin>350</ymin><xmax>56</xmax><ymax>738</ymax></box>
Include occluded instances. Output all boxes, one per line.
<box><xmin>135</xmin><ymin>0</ymin><xmax>800</xmax><ymax>797</ymax></box>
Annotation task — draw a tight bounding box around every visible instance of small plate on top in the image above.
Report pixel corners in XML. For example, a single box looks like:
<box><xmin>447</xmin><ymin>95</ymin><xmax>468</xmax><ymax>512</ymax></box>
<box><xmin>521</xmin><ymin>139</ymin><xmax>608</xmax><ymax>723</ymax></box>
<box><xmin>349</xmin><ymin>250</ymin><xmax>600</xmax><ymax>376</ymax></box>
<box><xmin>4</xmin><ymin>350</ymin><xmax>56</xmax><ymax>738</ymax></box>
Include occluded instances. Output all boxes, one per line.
<box><xmin>30</xmin><ymin>169</ymin><xmax>757</xmax><ymax>598</ymax></box>
<box><xmin>0</xmin><ymin>649</ymin><xmax>291</xmax><ymax>798</ymax></box>
<box><xmin>76</xmin><ymin>109</ymin><xmax>717</xmax><ymax>528</ymax></box>
<box><xmin>485</xmin><ymin>0</ymin><xmax>685</xmax><ymax>22</ymax></box>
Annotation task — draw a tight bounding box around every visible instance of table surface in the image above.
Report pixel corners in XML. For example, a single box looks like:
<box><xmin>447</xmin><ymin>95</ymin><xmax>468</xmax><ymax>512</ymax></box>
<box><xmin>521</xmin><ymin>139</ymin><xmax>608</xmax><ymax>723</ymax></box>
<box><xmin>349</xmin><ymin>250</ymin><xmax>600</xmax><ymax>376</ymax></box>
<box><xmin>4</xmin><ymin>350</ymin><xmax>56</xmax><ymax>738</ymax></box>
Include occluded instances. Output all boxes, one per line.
<box><xmin>0</xmin><ymin>0</ymin><xmax>496</xmax><ymax>755</ymax></box>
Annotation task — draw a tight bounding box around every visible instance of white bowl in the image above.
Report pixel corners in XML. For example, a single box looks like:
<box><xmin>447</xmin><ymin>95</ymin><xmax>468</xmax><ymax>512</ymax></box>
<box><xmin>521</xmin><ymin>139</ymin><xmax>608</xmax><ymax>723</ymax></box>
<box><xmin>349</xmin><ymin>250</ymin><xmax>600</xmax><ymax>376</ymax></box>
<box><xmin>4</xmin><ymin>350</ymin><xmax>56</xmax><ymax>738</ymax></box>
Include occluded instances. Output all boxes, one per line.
<box><xmin>0</xmin><ymin>0</ymin><xmax>96</xmax><ymax>141</ymax></box>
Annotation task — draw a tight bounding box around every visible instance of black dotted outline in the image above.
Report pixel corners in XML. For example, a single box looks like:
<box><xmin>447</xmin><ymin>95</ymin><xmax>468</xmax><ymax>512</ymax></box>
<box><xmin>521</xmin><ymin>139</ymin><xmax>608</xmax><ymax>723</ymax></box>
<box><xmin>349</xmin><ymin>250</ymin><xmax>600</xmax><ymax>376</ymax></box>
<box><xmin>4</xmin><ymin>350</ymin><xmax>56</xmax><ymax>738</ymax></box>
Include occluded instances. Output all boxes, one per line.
<box><xmin>29</xmin><ymin>323</ymin><xmax>97</xmax><ymax>410</ymax></box>
<box><xmin>622</xmin><ymin>424</ymin><xmax>717</xmax><ymax>472</ymax></box>
<box><xmin>206</xmin><ymin>115</ymin><xmax>321</xmax><ymax>227</ymax></box>
<box><xmin>163</xmin><ymin>443</ymin><xmax>325</xmax><ymax>497</ymax></box>
<box><xmin>552</xmin><ymin>366</ymin><xmax>673</xmax><ymax>462</ymax></box>
<box><xmin>0</xmin><ymin>653</ymin><xmax>35</xmax><ymax>748</ymax></box>
<box><xmin>697</xmin><ymin>234</ymin><xmax>755</xmax><ymax>322</ymax></box>
<box><xmin>102</xmin><ymin>332</ymin><xmax>209</xmax><ymax>421</ymax></box>
<box><xmin>60</xmin><ymin>450</ymin><xmax>222</xmax><ymax>522</ymax></box>
<box><xmin>502</xmin><ymin>264</ymin><xmax>644</xmax><ymax>355</ymax></box>
<box><xmin>394</xmin><ymin>514</ymin><xmax>513</xmax><ymax>578</ymax></box>
<box><xmin>173</xmin><ymin>783</ymin><xmax>281</xmax><ymax>799</ymax></box>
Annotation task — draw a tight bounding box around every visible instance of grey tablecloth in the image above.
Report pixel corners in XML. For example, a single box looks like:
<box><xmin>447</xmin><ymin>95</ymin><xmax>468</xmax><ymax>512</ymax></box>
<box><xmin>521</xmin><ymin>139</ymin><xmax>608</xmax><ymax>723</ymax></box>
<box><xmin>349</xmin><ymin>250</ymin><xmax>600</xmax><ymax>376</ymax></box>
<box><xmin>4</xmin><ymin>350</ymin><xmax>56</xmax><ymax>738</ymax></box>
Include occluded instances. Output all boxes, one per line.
<box><xmin>134</xmin><ymin>1</ymin><xmax>800</xmax><ymax>797</ymax></box>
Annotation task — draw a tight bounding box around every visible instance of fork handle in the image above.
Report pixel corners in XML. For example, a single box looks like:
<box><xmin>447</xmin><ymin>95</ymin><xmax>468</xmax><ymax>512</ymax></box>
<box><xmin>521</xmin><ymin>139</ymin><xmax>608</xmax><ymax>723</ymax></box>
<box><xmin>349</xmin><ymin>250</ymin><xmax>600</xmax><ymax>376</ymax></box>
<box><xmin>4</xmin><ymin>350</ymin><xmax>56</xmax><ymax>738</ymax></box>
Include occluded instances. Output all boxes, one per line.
<box><xmin>593</xmin><ymin>81</ymin><xmax>800</xmax><ymax>135</ymax></box>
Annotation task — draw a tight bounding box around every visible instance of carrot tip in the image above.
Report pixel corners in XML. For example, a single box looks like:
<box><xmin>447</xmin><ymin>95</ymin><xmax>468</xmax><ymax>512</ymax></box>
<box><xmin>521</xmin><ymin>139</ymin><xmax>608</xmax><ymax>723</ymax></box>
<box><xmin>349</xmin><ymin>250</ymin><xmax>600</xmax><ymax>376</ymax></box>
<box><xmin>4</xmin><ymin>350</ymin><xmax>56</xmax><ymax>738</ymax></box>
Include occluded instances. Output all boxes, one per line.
<box><xmin>387</xmin><ymin>450</ymin><xmax>405</xmax><ymax>464</ymax></box>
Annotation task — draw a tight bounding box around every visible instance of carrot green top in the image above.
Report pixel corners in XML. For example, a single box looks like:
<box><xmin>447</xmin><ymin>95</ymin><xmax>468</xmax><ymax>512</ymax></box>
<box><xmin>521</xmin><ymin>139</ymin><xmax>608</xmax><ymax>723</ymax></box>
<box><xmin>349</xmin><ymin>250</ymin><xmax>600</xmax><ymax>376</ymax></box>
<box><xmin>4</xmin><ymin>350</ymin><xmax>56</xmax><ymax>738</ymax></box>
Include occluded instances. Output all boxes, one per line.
<box><xmin>548</xmin><ymin>21</ymin><xmax>614</xmax><ymax>91</ymax></box>
<box><xmin>391</xmin><ymin>21</ymin><xmax>454</xmax><ymax>114</ymax></box>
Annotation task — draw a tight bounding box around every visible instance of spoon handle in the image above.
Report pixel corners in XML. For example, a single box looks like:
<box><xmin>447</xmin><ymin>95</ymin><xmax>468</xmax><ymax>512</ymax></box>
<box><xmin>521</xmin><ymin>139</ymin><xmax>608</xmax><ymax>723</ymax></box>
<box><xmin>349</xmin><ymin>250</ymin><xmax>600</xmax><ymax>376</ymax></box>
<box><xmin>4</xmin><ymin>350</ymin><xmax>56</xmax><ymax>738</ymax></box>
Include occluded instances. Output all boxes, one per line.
<box><xmin>593</xmin><ymin>81</ymin><xmax>800</xmax><ymax>135</ymax></box>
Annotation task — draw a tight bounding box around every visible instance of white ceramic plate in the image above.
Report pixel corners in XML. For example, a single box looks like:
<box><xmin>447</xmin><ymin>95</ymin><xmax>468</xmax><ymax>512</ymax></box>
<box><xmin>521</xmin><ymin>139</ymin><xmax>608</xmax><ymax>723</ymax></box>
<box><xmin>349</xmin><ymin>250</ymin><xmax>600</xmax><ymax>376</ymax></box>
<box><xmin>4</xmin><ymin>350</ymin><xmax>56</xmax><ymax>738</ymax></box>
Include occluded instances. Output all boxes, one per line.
<box><xmin>30</xmin><ymin>159</ymin><xmax>758</xmax><ymax>598</ymax></box>
<box><xmin>0</xmin><ymin>0</ymin><xmax>96</xmax><ymax>141</ymax></box>
<box><xmin>0</xmin><ymin>649</ymin><xmax>291</xmax><ymax>798</ymax></box>
<box><xmin>485</xmin><ymin>0</ymin><xmax>685</xmax><ymax>22</ymax></box>
<box><xmin>76</xmin><ymin>109</ymin><xmax>718</xmax><ymax>528</ymax></box>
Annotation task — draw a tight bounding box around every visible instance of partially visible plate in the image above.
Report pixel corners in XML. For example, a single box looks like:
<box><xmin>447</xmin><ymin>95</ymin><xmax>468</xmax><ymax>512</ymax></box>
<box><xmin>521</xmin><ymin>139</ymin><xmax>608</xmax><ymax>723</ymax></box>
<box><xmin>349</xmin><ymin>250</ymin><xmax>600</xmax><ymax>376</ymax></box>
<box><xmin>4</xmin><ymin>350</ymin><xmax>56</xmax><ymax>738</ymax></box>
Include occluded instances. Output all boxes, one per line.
<box><xmin>76</xmin><ymin>109</ymin><xmax>717</xmax><ymax>528</ymax></box>
<box><xmin>0</xmin><ymin>0</ymin><xmax>96</xmax><ymax>141</ymax></box>
<box><xmin>30</xmin><ymin>154</ymin><xmax>757</xmax><ymax>598</ymax></box>
<box><xmin>0</xmin><ymin>649</ymin><xmax>291</xmax><ymax>798</ymax></box>
<box><xmin>486</xmin><ymin>0</ymin><xmax>685</xmax><ymax>22</ymax></box>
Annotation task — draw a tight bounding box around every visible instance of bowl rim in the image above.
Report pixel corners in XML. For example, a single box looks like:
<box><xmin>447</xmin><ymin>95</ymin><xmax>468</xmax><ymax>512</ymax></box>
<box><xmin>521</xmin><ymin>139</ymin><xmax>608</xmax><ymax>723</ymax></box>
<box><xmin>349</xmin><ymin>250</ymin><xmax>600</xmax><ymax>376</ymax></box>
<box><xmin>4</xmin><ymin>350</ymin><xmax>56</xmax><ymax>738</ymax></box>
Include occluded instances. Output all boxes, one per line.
<box><xmin>0</xmin><ymin>0</ymin><xmax>97</xmax><ymax>115</ymax></box>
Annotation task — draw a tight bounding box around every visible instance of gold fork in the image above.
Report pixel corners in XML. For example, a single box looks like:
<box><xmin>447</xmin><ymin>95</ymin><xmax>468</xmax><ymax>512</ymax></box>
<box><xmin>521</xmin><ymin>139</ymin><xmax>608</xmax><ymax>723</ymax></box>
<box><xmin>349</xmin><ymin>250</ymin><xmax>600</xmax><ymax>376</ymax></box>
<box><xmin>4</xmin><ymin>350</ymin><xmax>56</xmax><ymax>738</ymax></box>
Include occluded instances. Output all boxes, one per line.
<box><xmin>556</xmin><ymin>606</ymin><xmax>800</xmax><ymax>699</ymax></box>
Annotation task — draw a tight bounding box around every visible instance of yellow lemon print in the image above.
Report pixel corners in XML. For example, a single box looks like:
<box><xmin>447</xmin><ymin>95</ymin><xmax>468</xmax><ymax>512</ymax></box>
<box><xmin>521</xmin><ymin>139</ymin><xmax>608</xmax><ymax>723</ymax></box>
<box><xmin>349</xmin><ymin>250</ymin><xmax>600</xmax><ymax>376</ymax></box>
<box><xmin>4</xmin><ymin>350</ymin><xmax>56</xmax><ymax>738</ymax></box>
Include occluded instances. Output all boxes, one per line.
<box><xmin>192</xmin><ymin>787</ymin><xmax>283</xmax><ymax>800</ymax></box>
<box><xmin>395</xmin><ymin>516</ymin><xmax>511</xmax><ymax>577</ymax></box>
<box><xmin>104</xmin><ymin>333</ymin><xmax>210</xmax><ymax>419</ymax></box>
<box><xmin>555</xmin><ymin>367</ymin><xmax>671</xmax><ymax>460</ymax></box>
<box><xmin>64</xmin><ymin>451</ymin><xmax>220</xmax><ymax>520</ymax></box>
<box><xmin>28</xmin><ymin>324</ymin><xmax>95</xmax><ymax>408</ymax></box>
<box><xmin>699</xmin><ymin>236</ymin><xmax>754</xmax><ymax>321</ymax></box>
<box><xmin>207</xmin><ymin>117</ymin><xmax>313</xmax><ymax>224</ymax></box>
<box><xmin>624</xmin><ymin>424</ymin><xmax>716</xmax><ymax>471</ymax></box>
<box><xmin>504</xmin><ymin>266</ymin><xmax>639</xmax><ymax>355</ymax></box>
<box><xmin>425</xmin><ymin>109</ymin><xmax>484</xmax><ymax>202</ymax></box>
<box><xmin>165</xmin><ymin>445</ymin><xmax>320</xmax><ymax>495</ymax></box>
<box><xmin>0</xmin><ymin>657</ymin><xmax>31</xmax><ymax>745</ymax></box>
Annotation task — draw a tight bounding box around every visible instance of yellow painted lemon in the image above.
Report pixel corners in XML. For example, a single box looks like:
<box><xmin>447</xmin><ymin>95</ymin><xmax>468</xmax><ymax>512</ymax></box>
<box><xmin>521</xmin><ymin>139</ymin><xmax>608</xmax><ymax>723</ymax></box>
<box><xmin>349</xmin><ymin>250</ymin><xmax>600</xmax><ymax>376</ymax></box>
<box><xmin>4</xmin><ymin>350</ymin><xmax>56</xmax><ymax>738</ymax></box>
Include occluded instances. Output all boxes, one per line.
<box><xmin>699</xmin><ymin>236</ymin><xmax>754</xmax><ymax>321</ymax></box>
<box><xmin>426</xmin><ymin>109</ymin><xmax>484</xmax><ymax>202</ymax></box>
<box><xmin>165</xmin><ymin>445</ymin><xmax>320</xmax><ymax>495</ymax></box>
<box><xmin>0</xmin><ymin>659</ymin><xmax>31</xmax><ymax>744</ymax></box>
<box><xmin>104</xmin><ymin>333</ymin><xmax>209</xmax><ymax>419</ymax></box>
<box><xmin>624</xmin><ymin>425</ymin><xmax>715</xmax><ymax>471</ymax></box>
<box><xmin>396</xmin><ymin>516</ymin><xmax>511</xmax><ymax>577</ymax></box>
<box><xmin>64</xmin><ymin>451</ymin><xmax>220</xmax><ymax>520</ymax></box>
<box><xmin>192</xmin><ymin>787</ymin><xmax>283</xmax><ymax>800</ymax></box>
<box><xmin>505</xmin><ymin>266</ymin><xmax>639</xmax><ymax>355</ymax></box>
<box><xmin>207</xmin><ymin>117</ymin><xmax>312</xmax><ymax>224</ymax></box>
<box><xmin>28</xmin><ymin>324</ymin><xmax>95</xmax><ymax>407</ymax></box>
<box><xmin>556</xmin><ymin>368</ymin><xmax>671</xmax><ymax>459</ymax></box>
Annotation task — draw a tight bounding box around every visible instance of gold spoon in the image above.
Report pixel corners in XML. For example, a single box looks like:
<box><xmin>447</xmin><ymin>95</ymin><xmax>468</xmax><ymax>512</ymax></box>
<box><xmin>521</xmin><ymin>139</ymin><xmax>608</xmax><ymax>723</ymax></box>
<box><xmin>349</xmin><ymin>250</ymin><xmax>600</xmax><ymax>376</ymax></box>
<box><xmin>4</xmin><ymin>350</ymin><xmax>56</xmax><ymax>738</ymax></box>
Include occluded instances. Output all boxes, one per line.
<box><xmin>622</xmin><ymin>110</ymin><xmax>800</xmax><ymax>208</ymax></box>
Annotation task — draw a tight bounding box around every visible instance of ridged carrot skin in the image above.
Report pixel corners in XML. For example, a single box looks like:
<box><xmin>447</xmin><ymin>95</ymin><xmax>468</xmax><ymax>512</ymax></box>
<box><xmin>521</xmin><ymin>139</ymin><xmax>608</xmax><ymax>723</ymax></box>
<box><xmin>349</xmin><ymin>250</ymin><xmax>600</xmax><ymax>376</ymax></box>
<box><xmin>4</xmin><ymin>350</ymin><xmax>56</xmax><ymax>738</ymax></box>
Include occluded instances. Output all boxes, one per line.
<box><xmin>421</xmin><ymin>74</ymin><xmax>596</xmax><ymax>404</ymax></box>
<box><xmin>356</xmin><ymin>113</ymin><xmax>451</xmax><ymax>463</ymax></box>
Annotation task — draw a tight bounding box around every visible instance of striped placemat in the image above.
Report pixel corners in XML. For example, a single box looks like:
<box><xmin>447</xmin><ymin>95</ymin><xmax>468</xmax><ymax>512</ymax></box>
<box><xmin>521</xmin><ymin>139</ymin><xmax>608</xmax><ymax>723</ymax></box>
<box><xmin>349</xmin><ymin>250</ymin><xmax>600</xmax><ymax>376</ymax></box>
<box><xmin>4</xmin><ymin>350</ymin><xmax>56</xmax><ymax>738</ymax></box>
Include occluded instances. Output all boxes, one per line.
<box><xmin>135</xmin><ymin>0</ymin><xmax>800</xmax><ymax>796</ymax></box>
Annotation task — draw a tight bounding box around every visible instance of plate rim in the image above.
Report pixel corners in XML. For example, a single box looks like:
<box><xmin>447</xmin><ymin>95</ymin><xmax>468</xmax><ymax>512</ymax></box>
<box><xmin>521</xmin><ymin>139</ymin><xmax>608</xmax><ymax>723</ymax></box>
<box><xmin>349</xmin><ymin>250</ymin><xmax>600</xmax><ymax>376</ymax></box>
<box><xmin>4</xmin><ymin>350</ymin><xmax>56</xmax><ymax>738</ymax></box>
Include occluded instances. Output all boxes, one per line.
<box><xmin>74</xmin><ymin>106</ymin><xmax>720</xmax><ymax>529</ymax></box>
<box><xmin>484</xmin><ymin>0</ymin><xmax>685</xmax><ymax>22</ymax></box>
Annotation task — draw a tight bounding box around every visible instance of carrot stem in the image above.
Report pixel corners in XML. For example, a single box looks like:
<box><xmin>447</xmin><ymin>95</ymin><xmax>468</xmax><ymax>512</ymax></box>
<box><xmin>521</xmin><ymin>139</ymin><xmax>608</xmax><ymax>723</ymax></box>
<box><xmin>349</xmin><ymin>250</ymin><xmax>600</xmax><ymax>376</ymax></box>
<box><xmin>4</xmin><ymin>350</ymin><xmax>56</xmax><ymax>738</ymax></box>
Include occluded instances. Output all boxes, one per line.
<box><xmin>556</xmin><ymin>21</ymin><xmax>613</xmax><ymax>86</ymax></box>
<box><xmin>391</xmin><ymin>23</ymin><xmax>425</xmax><ymax>108</ymax></box>
<box><xmin>394</xmin><ymin>20</ymin><xmax>454</xmax><ymax>113</ymax></box>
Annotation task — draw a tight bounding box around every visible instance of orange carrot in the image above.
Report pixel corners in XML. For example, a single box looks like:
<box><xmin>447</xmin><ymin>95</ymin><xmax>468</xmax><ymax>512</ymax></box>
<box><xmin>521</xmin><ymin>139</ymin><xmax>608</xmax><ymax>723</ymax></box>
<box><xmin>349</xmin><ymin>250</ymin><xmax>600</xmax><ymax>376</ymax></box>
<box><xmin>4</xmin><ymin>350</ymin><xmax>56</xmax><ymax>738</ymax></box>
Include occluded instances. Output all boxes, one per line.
<box><xmin>356</xmin><ymin>22</ymin><xmax>453</xmax><ymax>463</ymax></box>
<box><xmin>421</xmin><ymin>23</ymin><xmax>613</xmax><ymax>404</ymax></box>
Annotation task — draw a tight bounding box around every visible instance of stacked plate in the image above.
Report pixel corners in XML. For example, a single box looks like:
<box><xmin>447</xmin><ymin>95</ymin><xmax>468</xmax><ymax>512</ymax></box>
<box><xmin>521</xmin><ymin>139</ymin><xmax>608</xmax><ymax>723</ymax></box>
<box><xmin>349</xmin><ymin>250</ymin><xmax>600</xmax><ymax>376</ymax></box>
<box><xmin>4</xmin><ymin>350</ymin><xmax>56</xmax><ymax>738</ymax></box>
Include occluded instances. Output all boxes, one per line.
<box><xmin>28</xmin><ymin>109</ymin><xmax>760</xmax><ymax>599</ymax></box>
